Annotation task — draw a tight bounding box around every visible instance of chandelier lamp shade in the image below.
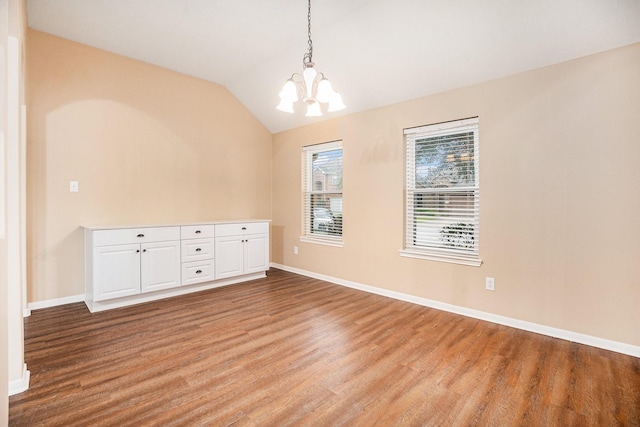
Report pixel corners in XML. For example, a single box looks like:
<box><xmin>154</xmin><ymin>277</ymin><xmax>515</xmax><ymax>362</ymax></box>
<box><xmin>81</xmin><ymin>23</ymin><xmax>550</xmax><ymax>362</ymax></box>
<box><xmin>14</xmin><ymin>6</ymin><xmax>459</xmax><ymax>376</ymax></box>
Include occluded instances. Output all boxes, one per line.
<box><xmin>277</xmin><ymin>0</ymin><xmax>345</xmax><ymax>117</ymax></box>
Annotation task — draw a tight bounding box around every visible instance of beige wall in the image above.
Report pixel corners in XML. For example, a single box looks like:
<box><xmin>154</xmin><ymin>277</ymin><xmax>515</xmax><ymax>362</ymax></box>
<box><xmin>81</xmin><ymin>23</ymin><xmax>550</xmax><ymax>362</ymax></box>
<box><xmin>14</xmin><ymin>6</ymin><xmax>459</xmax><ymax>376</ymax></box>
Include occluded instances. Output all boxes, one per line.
<box><xmin>272</xmin><ymin>43</ymin><xmax>640</xmax><ymax>347</ymax></box>
<box><xmin>27</xmin><ymin>30</ymin><xmax>272</xmax><ymax>302</ymax></box>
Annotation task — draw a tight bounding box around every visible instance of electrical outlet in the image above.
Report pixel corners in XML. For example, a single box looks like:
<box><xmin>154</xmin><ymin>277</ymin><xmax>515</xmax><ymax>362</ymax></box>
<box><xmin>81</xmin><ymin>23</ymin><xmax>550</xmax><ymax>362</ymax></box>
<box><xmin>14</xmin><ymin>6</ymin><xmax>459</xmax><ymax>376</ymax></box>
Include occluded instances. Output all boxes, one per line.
<box><xmin>69</xmin><ymin>181</ymin><xmax>79</xmax><ymax>192</ymax></box>
<box><xmin>293</xmin><ymin>246</ymin><xmax>298</xmax><ymax>255</ymax></box>
<box><xmin>485</xmin><ymin>277</ymin><xmax>495</xmax><ymax>291</ymax></box>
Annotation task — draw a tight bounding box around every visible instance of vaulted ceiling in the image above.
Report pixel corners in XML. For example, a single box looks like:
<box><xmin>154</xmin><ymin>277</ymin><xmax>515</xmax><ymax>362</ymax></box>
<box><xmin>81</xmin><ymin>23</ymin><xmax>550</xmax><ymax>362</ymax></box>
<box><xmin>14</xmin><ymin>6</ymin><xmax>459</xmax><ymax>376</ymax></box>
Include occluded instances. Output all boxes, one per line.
<box><xmin>27</xmin><ymin>0</ymin><xmax>640</xmax><ymax>133</ymax></box>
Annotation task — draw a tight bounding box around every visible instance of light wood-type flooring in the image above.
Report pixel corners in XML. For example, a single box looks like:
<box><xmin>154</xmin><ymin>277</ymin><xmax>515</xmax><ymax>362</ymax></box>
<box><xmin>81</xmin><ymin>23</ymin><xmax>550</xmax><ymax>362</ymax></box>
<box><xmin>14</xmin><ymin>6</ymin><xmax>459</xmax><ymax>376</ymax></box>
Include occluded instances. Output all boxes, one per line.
<box><xmin>9</xmin><ymin>268</ymin><xmax>640</xmax><ymax>426</ymax></box>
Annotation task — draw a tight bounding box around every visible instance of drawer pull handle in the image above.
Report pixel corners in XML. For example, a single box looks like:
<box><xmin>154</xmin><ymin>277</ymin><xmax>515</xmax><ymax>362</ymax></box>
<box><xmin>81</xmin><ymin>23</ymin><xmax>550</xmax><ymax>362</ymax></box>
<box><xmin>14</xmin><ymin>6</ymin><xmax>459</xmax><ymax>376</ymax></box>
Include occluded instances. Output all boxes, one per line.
<box><xmin>137</xmin><ymin>234</ymin><xmax>144</xmax><ymax>238</ymax></box>
<box><xmin>196</xmin><ymin>270</ymin><xmax>202</xmax><ymax>274</ymax></box>
<box><xmin>241</xmin><ymin>227</ymin><xmax>247</xmax><ymax>230</ymax></box>
<box><xmin>195</xmin><ymin>248</ymin><xmax>202</xmax><ymax>252</ymax></box>
<box><xmin>195</xmin><ymin>230</ymin><xmax>201</xmax><ymax>234</ymax></box>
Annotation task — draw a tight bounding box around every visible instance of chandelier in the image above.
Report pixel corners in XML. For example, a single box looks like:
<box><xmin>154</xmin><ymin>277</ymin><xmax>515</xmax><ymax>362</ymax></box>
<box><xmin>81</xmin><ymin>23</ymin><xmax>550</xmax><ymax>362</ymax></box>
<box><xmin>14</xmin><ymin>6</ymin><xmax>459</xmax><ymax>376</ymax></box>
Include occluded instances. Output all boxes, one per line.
<box><xmin>277</xmin><ymin>0</ymin><xmax>345</xmax><ymax>117</ymax></box>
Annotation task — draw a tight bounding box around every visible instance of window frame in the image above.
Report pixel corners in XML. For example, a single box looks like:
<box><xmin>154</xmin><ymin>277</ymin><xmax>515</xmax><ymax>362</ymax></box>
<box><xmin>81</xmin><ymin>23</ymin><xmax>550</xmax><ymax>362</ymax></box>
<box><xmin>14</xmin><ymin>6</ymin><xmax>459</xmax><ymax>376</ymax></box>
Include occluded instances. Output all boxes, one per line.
<box><xmin>400</xmin><ymin>117</ymin><xmax>481</xmax><ymax>266</ymax></box>
<box><xmin>300</xmin><ymin>140</ymin><xmax>344</xmax><ymax>247</ymax></box>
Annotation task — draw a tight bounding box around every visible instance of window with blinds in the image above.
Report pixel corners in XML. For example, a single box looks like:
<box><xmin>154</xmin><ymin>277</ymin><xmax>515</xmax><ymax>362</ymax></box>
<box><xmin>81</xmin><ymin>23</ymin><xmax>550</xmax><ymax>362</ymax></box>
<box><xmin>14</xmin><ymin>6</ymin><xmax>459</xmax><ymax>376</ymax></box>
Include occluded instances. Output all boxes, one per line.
<box><xmin>301</xmin><ymin>141</ymin><xmax>343</xmax><ymax>246</ymax></box>
<box><xmin>401</xmin><ymin>117</ymin><xmax>481</xmax><ymax>266</ymax></box>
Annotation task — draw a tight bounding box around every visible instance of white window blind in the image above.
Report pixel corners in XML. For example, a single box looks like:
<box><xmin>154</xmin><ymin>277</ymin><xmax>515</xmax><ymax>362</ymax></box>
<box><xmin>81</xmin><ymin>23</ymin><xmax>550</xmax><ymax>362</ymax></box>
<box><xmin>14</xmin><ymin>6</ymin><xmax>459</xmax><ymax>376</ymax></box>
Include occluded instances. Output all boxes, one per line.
<box><xmin>402</xmin><ymin>118</ymin><xmax>481</xmax><ymax>266</ymax></box>
<box><xmin>301</xmin><ymin>141</ymin><xmax>343</xmax><ymax>246</ymax></box>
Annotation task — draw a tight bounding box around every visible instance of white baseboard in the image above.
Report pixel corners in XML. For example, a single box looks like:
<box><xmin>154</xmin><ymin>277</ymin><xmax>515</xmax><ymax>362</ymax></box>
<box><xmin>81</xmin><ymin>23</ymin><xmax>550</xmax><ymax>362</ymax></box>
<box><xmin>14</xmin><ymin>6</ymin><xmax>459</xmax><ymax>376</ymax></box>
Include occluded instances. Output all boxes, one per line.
<box><xmin>8</xmin><ymin>363</ymin><xmax>30</xmax><ymax>396</ymax></box>
<box><xmin>85</xmin><ymin>273</ymin><xmax>266</xmax><ymax>313</ymax></box>
<box><xmin>271</xmin><ymin>263</ymin><xmax>640</xmax><ymax>358</ymax></box>
<box><xmin>28</xmin><ymin>294</ymin><xmax>85</xmax><ymax>312</ymax></box>
<box><xmin>26</xmin><ymin>271</ymin><xmax>268</xmax><ymax>314</ymax></box>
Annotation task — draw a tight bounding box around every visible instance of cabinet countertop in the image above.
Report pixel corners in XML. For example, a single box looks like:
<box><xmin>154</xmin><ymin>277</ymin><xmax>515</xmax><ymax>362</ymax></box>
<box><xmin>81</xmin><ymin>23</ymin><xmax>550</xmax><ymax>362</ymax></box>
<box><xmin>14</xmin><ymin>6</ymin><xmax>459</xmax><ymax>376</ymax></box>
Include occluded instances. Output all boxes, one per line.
<box><xmin>83</xmin><ymin>219</ymin><xmax>271</xmax><ymax>231</ymax></box>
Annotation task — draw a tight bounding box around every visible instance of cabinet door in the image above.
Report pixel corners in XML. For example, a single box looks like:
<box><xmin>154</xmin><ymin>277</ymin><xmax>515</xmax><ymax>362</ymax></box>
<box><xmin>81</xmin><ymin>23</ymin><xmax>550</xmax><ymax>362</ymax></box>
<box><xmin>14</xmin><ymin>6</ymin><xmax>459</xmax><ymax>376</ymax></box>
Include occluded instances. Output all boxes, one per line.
<box><xmin>93</xmin><ymin>244</ymin><xmax>141</xmax><ymax>301</ymax></box>
<box><xmin>215</xmin><ymin>236</ymin><xmax>244</xmax><ymax>280</ymax></box>
<box><xmin>245</xmin><ymin>234</ymin><xmax>269</xmax><ymax>274</ymax></box>
<box><xmin>141</xmin><ymin>240</ymin><xmax>181</xmax><ymax>293</ymax></box>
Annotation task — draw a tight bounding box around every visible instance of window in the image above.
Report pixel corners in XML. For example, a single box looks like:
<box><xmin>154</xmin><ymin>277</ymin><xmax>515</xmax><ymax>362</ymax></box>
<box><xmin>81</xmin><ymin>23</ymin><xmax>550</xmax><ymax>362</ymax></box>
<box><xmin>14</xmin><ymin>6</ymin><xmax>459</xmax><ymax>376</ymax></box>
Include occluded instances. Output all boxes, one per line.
<box><xmin>401</xmin><ymin>117</ymin><xmax>481</xmax><ymax>266</ymax></box>
<box><xmin>301</xmin><ymin>141</ymin><xmax>343</xmax><ymax>246</ymax></box>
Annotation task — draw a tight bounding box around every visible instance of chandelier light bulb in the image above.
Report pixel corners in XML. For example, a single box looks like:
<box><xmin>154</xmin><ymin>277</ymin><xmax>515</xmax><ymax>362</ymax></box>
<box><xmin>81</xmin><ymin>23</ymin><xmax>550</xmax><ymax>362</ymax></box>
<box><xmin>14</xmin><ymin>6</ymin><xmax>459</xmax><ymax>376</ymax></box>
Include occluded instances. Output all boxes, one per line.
<box><xmin>328</xmin><ymin>92</ymin><xmax>346</xmax><ymax>112</ymax></box>
<box><xmin>302</xmin><ymin>63</ymin><xmax>317</xmax><ymax>99</ymax></box>
<box><xmin>305</xmin><ymin>101</ymin><xmax>323</xmax><ymax>117</ymax></box>
<box><xmin>316</xmin><ymin>78</ymin><xmax>334</xmax><ymax>103</ymax></box>
<box><xmin>276</xmin><ymin>98</ymin><xmax>295</xmax><ymax>113</ymax></box>
<box><xmin>279</xmin><ymin>79</ymin><xmax>298</xmax><ymax>102</ymax></box>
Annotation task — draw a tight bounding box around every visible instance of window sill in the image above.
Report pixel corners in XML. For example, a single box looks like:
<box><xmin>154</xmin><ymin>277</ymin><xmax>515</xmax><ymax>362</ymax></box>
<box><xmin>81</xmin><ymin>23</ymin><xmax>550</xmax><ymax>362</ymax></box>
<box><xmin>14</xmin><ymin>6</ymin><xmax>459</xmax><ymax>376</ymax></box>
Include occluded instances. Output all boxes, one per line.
<box><xmin>300</xmin><ymin>236</ymin><xmax>343</xmax><ymax>248</ymax></box>
<box><xmin>399</xmin><ymin>249</ymin><xmax>482</xmax><ymax>267</ymax></box>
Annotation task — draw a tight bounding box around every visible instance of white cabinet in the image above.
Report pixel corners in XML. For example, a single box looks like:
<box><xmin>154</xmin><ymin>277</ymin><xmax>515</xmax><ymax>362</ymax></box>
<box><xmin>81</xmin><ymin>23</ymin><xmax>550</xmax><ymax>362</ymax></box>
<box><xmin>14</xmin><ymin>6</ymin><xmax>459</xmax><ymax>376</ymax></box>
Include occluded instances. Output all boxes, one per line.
<box><xmin>214</xmin><ymin>236</ymin><xmax>244</xmax><ymax>279</ymax></box>
<box><xmin>140</xmin><ymin>240</ymin><xmax>181</xmax><ymax>293</ymax></box>
<box><xmin>92</xmin><ymin>244</ymin><xmax>141</xmax><ymax>301</ymax></box>
<box><xmin>88</xmin><ymin>227</ymin><xmax>181</xmax><ymax>302</ymax></box>
<box><xmin>245</xmin><ymin>234</ymin><xmax>269</xmax><ymax>274</ymax></box>
<box><xmin>180</xmin><ymin>224</ymin><xmax>215</xmax><ymax>286</ymax></box>
<box><xmin>85</xmin><ymin>220</ymin><xmax>269</xmax><ymax>312</ymax></box>
<box><xmin>215</xmin><ymin>222</ymin><xmax>269</xmax><ymax>280</ymax></box>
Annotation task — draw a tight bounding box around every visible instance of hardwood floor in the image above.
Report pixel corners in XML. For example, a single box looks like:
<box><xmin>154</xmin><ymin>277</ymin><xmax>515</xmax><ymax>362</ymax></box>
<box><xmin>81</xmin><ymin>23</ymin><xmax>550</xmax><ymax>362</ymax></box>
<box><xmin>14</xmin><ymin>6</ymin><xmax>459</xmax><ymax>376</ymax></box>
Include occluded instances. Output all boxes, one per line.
<box><xmin>9</xmin><ymin>268</ymin><xmax>640</xmax><ymax>426</ymax></box>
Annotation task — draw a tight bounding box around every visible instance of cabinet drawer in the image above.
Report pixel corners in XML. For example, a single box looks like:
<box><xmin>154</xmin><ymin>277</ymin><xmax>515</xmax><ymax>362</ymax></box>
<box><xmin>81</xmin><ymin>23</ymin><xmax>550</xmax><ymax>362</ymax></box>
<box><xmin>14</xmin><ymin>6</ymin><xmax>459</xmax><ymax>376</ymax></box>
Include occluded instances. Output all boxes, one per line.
<box><xmin>180</xmin><ymin>224</ymin><xmax>215</xmax><ymax>239</ymax></box>
<box><xmin>93</xmin><ymin>227</ymin><xmax>180</xmax><ymax>246</ymax></box>
<box><xmin>181</xmin><ymin>238</ymin><xmax>214</xmax><ymax>262</ymax></box>
<box><xmin>215</xmin><ymin>222</ymin><xmax>269</xmax><ymax>237</ymax></box>
<box><xmin>182</xmin><ymin>259</ymin><xmax>215</xmax><ymax>285</ymax></box>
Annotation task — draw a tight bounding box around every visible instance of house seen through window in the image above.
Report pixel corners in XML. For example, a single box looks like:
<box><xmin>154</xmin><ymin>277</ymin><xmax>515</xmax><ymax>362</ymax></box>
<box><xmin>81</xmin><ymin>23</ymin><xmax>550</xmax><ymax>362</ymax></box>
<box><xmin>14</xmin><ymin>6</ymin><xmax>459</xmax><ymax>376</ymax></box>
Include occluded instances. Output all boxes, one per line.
<box><xmin>301</xmin><ymin>141</ymin><xmax>343</xmax><ymax>246</ymax></box>
<box><xmin>401</xmin><ymin>117</ymin><xmax>481</xmax><ymax>266</ymax></box>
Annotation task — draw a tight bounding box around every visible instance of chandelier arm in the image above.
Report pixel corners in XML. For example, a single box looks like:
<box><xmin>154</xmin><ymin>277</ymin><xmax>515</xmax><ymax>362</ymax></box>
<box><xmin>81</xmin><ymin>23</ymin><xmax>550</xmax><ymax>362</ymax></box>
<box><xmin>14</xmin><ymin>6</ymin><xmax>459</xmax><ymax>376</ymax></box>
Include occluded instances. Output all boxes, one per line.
<box><xmin>311</xmin><ymin>74</ymin><xmax>322</xmax><ymax>99</ymax></box>
<box><xmin>289</xmin><ymin>73</ymin><xmax>306</xmax><ymax>101</ymax></box>
<box><xmin>289</xmin><ymin>73</ymin><xmax>303</xmax><ymax>81</ymax></box>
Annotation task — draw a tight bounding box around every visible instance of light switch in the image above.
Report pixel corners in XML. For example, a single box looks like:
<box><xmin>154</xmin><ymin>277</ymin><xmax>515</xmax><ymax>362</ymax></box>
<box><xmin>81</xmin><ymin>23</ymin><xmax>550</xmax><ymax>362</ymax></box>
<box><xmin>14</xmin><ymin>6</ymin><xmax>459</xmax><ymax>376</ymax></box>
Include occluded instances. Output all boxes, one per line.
<box><xmin>485</xmin><ymin>277</ymin><xmax>495</xmax><ymax>291</ymax></box>
<box><xmin>70</xmin><ymin>181</ymin><xmax>79</xmax><ymax>192</ymax></box>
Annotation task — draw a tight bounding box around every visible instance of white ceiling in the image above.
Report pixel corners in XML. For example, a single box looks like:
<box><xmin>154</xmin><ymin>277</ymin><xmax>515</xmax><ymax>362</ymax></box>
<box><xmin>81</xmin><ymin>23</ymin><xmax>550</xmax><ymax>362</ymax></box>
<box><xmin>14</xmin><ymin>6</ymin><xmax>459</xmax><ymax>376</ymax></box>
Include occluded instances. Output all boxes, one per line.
<box><xmin>27</xmin><ymin>0</ymin><xmax>640</xmax><ymax>133</ymax></box>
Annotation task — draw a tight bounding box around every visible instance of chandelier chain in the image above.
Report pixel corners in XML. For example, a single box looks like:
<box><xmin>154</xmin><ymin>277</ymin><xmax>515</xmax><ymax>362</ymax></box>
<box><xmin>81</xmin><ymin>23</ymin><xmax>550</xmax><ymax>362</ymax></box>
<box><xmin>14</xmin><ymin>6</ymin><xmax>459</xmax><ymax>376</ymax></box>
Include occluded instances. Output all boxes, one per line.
<box><xmin>304</xmin><ymin>0</ymin><xmax>313</xmax><ymax>65</ymax></box>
